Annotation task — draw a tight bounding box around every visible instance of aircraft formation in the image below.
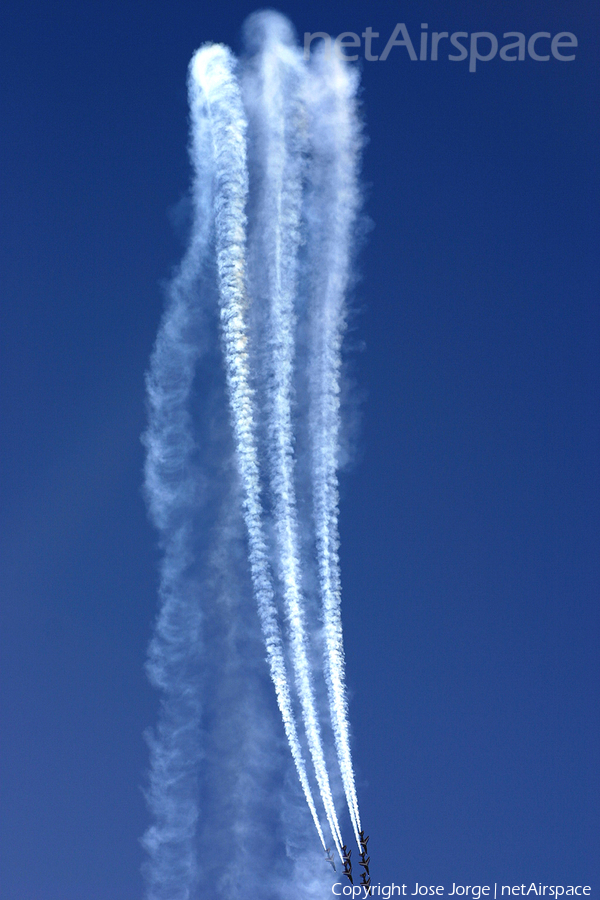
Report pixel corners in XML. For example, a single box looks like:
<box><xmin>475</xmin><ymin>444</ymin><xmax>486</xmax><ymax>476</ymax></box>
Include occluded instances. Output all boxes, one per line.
<box><xmin>334</xmin><ymin>831</ymin><xmax>371</xmax><ymax>892</ymax></box>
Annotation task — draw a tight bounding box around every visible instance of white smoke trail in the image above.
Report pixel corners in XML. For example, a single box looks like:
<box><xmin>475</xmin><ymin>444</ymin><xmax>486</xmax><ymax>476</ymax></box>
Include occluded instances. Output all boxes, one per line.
<box><xmin>143</xmin><ymin>22</ymin><xmax>368</xmax><ymax>895</ymax></box>
<box><xmin>189</xmin><ymin>43</ymin><xmax>327</xmax><ymax>852</ymax></box>
<box><xmin>242</xmin><ymin>14</ymin><xmax>344</xmax><ymax>857</ymax></box>
<box><xmin>140</xmin><ymin>63</ymin><xmax>216</xmax><ymax>900</ymax></box>
<box><xmin>304</xmin><ymin>51</ymin><xmax>364</xmax><ymax>847</ymax></box>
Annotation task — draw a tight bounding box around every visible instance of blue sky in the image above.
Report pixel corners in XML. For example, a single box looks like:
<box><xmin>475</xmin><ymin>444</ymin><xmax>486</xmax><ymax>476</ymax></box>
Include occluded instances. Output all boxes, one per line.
<box><xmin>1</xmin><ymin>1</ymin><xmax>598</xmax><ymax>898</ymax></box>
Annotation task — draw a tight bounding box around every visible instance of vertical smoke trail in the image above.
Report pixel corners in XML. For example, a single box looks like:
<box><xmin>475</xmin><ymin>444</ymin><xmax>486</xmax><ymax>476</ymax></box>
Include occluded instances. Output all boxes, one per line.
<box><xmin>304</xmin><ymin>51</ymin><xmax>364</xmax><ymax>846</ymax></box>
<box><xmin>144</xmin><ymin>22</ymin><xmax>368</xmax><ymax>895</ymax></box>
<box><xmin>243</xmin><ymin>14</ymin><xmax>343</xmax><ymax>856</ymax></box>
<box><xmin>140</xmin><ymin>64</ymin><xmax>216</xmax><ymax>900</ymax></box>
<box><xmin>189</xmin><ymin>43</ymin><xmax>327</xmax><ymax>851</ymax></box>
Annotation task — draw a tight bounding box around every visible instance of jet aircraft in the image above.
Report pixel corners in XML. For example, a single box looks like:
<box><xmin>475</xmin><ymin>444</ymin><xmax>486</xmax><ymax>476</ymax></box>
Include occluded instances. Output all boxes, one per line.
<box><xmin>340</xmin><ymin>845</ymin><xmax>353</xmax><ymax>884</ymax></box>
<box><xmin>325</xmin><ymin>849</ymin><xmax>336</xmax><ymax>872</ymax></box>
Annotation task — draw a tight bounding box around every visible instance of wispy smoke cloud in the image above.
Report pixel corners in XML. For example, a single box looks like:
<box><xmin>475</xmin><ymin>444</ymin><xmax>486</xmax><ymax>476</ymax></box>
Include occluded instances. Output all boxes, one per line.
<box><xmin>143</xmin><ymin>12</ymin><xmax>364</xmax><ymax>899</ymax></box>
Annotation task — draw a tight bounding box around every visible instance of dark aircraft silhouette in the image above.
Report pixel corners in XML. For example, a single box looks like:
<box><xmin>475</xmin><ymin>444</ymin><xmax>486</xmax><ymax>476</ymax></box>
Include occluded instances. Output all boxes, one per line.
<box><xmin>356</xmin><ymin>832</ymin><xmax>371</xmax><ymax>888</ymax></box>
<box><xmin>358</xmin><ymin>848</ymin><xmax>371</xmax><ymax>878</ymax></box>
<box><xmin>341</xmin><ymin>845</ymin><xmax>353</xmax><ymax>884</ymax></box>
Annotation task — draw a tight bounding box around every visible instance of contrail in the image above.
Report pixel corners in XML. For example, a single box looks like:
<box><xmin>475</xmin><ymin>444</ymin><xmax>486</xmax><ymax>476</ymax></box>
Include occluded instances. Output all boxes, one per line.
<box><xmin>143</xmin><ymin>19</ymin><xmax>368</xmax><ymax>895</ymax></box>
<box><xmin>189</xmin><ymin>42</ymin><xmax>327</xmax><ymax>852</ymax></box>
<box><xmin>140</xmin><ymin>64</ymin><xmax>217</xmax><ymax>899</ymax></box>
<box><xmin>242</xmin><ymin>15</ymin><xmax>344</xmax><ymax>856</ymax></box>
<box><xmin>304</xmin><ymin>50</ymin><xmax>364</xmax><ymax>847</ymax></box>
